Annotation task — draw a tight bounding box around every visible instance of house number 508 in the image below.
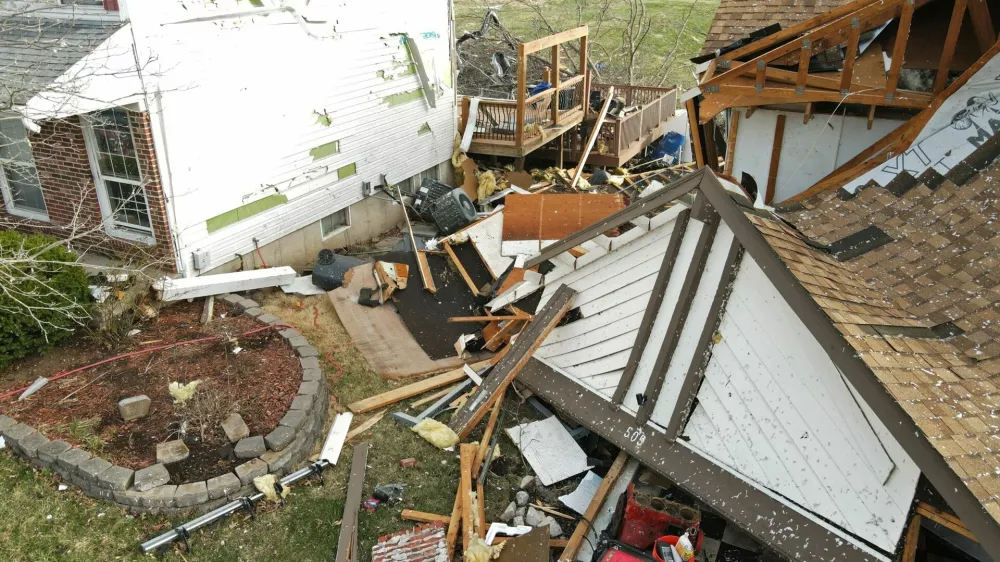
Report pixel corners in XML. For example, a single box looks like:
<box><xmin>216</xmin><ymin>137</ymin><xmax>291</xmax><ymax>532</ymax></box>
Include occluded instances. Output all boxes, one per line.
<box><xmin>624</xmin><ymin>426</ymin><xmax>646</xmax><ymax>447</ymax></box>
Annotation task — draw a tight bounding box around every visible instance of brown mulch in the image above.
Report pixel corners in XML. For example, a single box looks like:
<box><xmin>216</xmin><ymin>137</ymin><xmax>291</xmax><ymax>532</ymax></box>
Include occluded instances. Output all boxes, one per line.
<box><xmin>0</xmin><ymin>300</ymin><xmax>302</xmax><ymax>484</ymax></box>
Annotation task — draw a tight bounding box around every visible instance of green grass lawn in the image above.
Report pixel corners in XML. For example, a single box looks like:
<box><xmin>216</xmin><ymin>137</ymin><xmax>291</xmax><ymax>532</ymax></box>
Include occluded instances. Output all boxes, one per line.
<box><xmin>0</xmin><ymin>291</ymin><xmax>529</xmax><ymax>562</ymax></box>
<box><xmin>455</xmin><ymin>0</ymin><xmax>720</xmax><ymax>91</ymax></box>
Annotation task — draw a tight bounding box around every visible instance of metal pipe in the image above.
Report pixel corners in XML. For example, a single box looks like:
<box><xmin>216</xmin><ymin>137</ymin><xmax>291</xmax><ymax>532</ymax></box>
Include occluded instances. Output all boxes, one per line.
<box><xmin>139</xmin><ymin>460</ymin><xmax>329</xmax><ymax>553</ymax></box>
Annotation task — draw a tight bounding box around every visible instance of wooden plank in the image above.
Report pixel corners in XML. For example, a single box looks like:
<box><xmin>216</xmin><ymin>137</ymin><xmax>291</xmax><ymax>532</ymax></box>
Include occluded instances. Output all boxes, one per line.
<box><xmin>200</xmin><ymin>295</ymin><xmax>214</xmax><ymax>324</ymax></box>
<box><xmin>570</xmin><ymin>88</ymin><xmax>615</xmax><ymax>190</ymax></box>
<box><xmin>803</xmin><ymin>102</ymin><xmax>813</xmax><ymax>125</ymax></box>
<box><xmin>867</xmin><ymin>105</ymin><xmax>876</xmax><ymax>130</ymax></box>
<box><xmin>530</xmin><ymin>503</ymin><xmax>575</xmax><ymax>520</ymax></box>
<box><xmin>724</xmin><ymin>109</ymin><xmax>740</xmax><ymax>177</ymax></box>
<box><xmin>686</xmin><ymin>99</ymin><xmax>705</xmax><ymax>168</ymax></box>
<box><xmin>916</xmin><ymin>502</ymin><xmax>977</xmax><ymax>540</ymax></box>
<box><xmin>515</xmin><ymin>43</ymin><xmax>527</xmax><ymax>150</ymax></box>
<box><xmin>551</xmin><ymin>45</ymin><xmax>560</xmax><ymax>126</ymax></box>
<box><xmin>967</xmin><ymin>0</ymin><xmax>995</xmax><ymax>55</ymax></box>
<box><xmin>346</xmin><ymin>411</ymin><xmax>384</xmax><ymax>441</ymax></box>
<box><xmin>885</xmin><ymin>0</ymin><xmax>915</xmax><ymax>100</ymax></box>
<box><xmin>474</xmin><ymin>393</ymin><xmax>505</xmax><ymax>474</ymax></box>
<box><xmin>840</xmin><ymin>22</ymin><xmax>862</xmax><ymax>94</ymax></box>
<box><xmin>521</xmin><ymin>26</ymin><xmax>588</xmax><ymax>55</ymax></box>
<box><xmin>934</xmin><ymin>0</ymin><xmax>968</xmax><ymax>94</ymax></box>
<box><xmin>580</xmin><ymin>39</ymin><xmax>589</xmax><ymax>121</ymax></box>
<box><xmin>611</xmin><ymin>209</ymin><xmax>691</xmax><ymax>406</ymax></box>
<box><xmin>410</xmin><ymin>383</ymin><xmax>462</xmax><ymax>409</ymax></box>
<box><xmin>448</xmin><ymin>285</ymin><xmax>577</xmax><ymax>440</ymax></box>
<box><xmin>765</xmin><ymin>114</ymin><xmax>786</xmax><ymax>204</ymax></box>
<box><xmin>450</xmin><ymin>315</ymin><xmax>533</xmax><ymax>323</ymax></box>
<box><xmin>558</xmin><ymin>450</ymin><xmax>630</xmax><ymax>562</ymax></box>
<box><xmin>402</xmin><ymin>510</ymin><xmax>451</xmax><ymax>524</ymax></box>
<box><xmin>347</xmin><ymin>361</ymin><xmax>491</xmax><ymax>413</ymax></box>
<box><xmin>446</xmin><ymin>484</ymin><xmax>462</xmax><ymax>560</ymax></box>
<box><xmin>334</xmin><ymin>442</ymin><xmax>370</xmax><ymax>562</ymax></box>
<box><xmin>485</xmin><ymin>318</ymin><xmax>525</xmax><ymax>351</ymax></box>
<box><xmin>902</xmin><ymin>514</ymin><xmax>921</xmax><ymax>561</ymax></box>
<box><xmin>157</xmin><ymin>267</ymin><xmax>296</xmax><ymax>301</ymax></box>
<box><xmin>476</xmin><ymin>481</ymin><xmax>487</xmax><ymax>539</ymax></box>
<box><xmin>415</xmin><ymin>251</ymin><xmax>437</xmax><ymax>294</ymax></box>
<box><xmin>460</xmin><ymin>443</ymin><xmax>477</xmax><ymax>551</ymax></box>
<box><xmin>443</xmin><ymin>242</ymin><xmax>481</xmax><ymax>296</ymax></box>
<box><xmin>795</xmin><ymin>40</ymin><xmax>812</xmax><ymax>94</ymax></box>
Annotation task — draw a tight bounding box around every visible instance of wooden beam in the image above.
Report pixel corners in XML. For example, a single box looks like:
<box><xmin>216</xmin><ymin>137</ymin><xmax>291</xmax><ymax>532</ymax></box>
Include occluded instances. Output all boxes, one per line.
<box><xmin>571</xmin><ymin>87</ymin><xmax>614</xmax><ymax>188</ymax></box>
<box><xmin>902</xmin><ymin>514</ymin><xmax>922</xmax><ymax>562</ymax></box>
<box><xmin>580</xmin><ymin>39</ymin><xmax>589</xmax><ymax>121</ymax></box>
<box><xmin>449</xmin><ymin>314</ymin><xmax>533</xmax><ymax>323</ymax></box>
<box><xmin>885</xmin><ymin>0</ymin><xmax>915</xmax><ymax>100</ymax></box>
<box><xmin>446</xmin><ymin>482</ymin><xmax>462</xmax><ymax>560</ymax></box>
<box><xmin>521</xmin><ymin>26</ymin><xmax>588</xmax><ymax>55</ymax></box>
<box><xmin>346</xmin><ymin>411</ymin><xmax>384</xmax><ymax>441</ymax></box>
<box><xmin>558</xmin><ymin>451</ymin><xmax>630</xmax><ymax>562</ymax></box>
<box><xmin>840</xmin><ymin>20</ymin><xmax>862</xmax><ymax>95</ymax></box>
<box><xmin>916</xmin><ymin>502</ymin><xmax>978</xmax><ymax>541</ymax></box>
<box><xmin>724</xmin><ymin>109</ymin><xmax>740</xmax><ymax>176</ymax></box>
<box><xmin>448</xmin><ymin>285</ymin><xmax>576</xmax><ymax>440</ymax></box>
<box><xmin>867</xmin><ymin>105</ymin><xmax>876</xmax><ymax>130</ymax></box>
<box><xmin>476</xmin><ymin>480</ymin><xmax>487</xmax><ymax>539</ymax></box>
<box><xmin>551</xmin><ymin>45</ymin><xmax>560</xmax><ymax>126</ymax></box>
<box><xmin>443</xmin><ymin>242</ymin><xmax>481</xmax><ymax>296</ymax></box>
<box><xmin>473</xmin><ymin>394</ymin><xmax>504</xmax><ymax>474</ymax></box>
<box><xmin>967</xmin><ymin>0</ymin><xmax>995</xmax><ymax>55</ymax></box>
<box><xmin>795</xmin><ymin>39</ymin><xmax>812</xmax><ymax>94</ymax></box>
<box><xmin>745</xmin><ymin>106</ymin><xmax>756</xmax><ymax>119</ymax></box>
<box><xmin>934</xmin><ymin>0</ymin><xmax>968</xmax><ymax>94</ymax></box>
<box><xmin>402</xmin><ymin>510</ymin><xmax>451</xmax><ymax>524</ymax></box>
<box><xmin>686</xmin><ymin>98</ymin><xmax>705</xmax><ymax>168</ymax></box>
<box><xmin>334</xmin><ymin>442</ymin><xmax>370</xmax><ymax>562</ymax></box>
<box><xmin>531</xmin><ymin>502</ymin><xmax>576</xmax><ymax>520</ymax></box>
<box><xmin>346</xmin><ymin>361</ymin><xmax>491</xmax><ymax>413</ymax></box>
<box><xmin>702</xmin><ymin>121</ymin><xmax>719</xmax><ymax>172</ymax></box>
<box><xmin>766</xmin><ymin>114</ymin><xmax>786</xmax><ymax>204</ymax></box>
<box><xmin>515</xmin><ymin>43</ymin><xmax>527</xmax><ymax>150</ymax></box>
<box><xmin>410</xmin><ymin>383</ymin><xmax>462</xmax><ymax>409</ymax></box>
<box><xmin>460</xmin><ymin>443</ymin><xmax>476</xmax><ymax>551</ymax></box>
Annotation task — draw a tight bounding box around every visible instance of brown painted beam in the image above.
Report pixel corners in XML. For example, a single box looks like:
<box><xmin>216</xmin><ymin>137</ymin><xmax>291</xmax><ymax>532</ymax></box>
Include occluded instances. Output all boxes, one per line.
<box><xmin>665</xmin><ymin>238</ymin><xmax>743</xmax><ymax>440</ymax></box>
<box><xmin>840</xmin><ymin>21</ymin><xmax>862</xmax><ymax>95</ymax></box>
<box><xmin>635</xmin><ymin>201</ymin><xmax>719</xmax><ymax>425</ymax></box>
<box><xmin>885</xmin><ymin>0</ymin><xmax>915</xmax><ymax>100</ymax></box>
<box><xmin>686</xmin><ymin>98</ymin><xmax>705</xmax><ymax>169</ymax></box>
<box><xmin>967</xmin><ymin>0</ymin><xmax>995</xmax><ymax>55</ymax></box>
<box><xmin>611</xmin><ymin>208</ymin><xmax>692</xmax><ymax>407</ymax></box>
<box><xmin>334</xmin><ymin>442</ymin><xmax>370</xmax><ymax>562</ymax></box>
<box><xmin>765</xmin><ymin>114</ymin><xmax>786</xmax><ymax>204</ymax></box>
<box><xmin>934</xmin><ymin>0</ymin><xmax>968</xmax><ymax>94</ymax></box>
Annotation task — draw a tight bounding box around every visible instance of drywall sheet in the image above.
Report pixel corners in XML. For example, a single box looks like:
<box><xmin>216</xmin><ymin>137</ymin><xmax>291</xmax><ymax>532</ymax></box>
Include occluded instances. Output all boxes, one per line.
<box><xmin>506</xmin><ymin>416</ymin><xmax>593</xmax><ymax>486</ymax></box>
<box><xmin>502</xmin><ymin>194</ymin><xmax>626</xmax><ymax>241</ymax></box>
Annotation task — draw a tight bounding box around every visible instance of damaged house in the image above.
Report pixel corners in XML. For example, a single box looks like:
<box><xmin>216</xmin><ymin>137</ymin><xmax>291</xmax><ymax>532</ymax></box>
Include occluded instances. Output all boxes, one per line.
<box><xmin>1</xmin><ymin>0</ymin><xmax>454</xmax><ymax>276</ymax></box>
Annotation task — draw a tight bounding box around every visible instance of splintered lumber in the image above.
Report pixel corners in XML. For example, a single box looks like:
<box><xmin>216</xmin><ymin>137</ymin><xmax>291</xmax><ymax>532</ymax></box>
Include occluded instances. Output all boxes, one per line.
<box><xmin>531</xmin><ymin>503</ymin><xmax>575</xmax><ymax>521</ymax></box>
<box><xmin>558</xmin><ymin>450</ymin><xmax>629</xmax><ymax>562</ymax></box>
<box><xmin>476</xmin><ymin>480</ymin><xmax>487</xmax><ymax>539</ymax></box>
<box><xmin>474</xmin><ymin>395</ymin><xmax>504</xmax><ymax>475</ymax></box>
<box><xmin>570</xmin><ymin>87</ymin><xmax>614</xmax><ymax>189</ymax></box>
<box><xmin>902</xmin><ymin>514</ymin><xmax>921</xmax><ymax>562</ymax></box>
<box><xmin>444</xmin><ymin>242</ymin><xmax>481</xmax><ymax>296</ymax></box>
<box><xmin>347</xmin><ymin>361</ymin><xmax>491</xmax><ymax>414</ymax></box>
<box><xmin>334</xmin><ymin>442</ymin><xmax>370</xmax><ymax>562</ymax></box>
<box><xmin>460</xmin><ymin>444</ymin><xmax>477</xmax><ymax>552</ymax></box>
<box><xmin>346</xmin><ymin>411</ymin><xmax>385</xmax><ymax>441</ymax></box>
<box><xmin>915</xmin><ymin>502</ymin><xmax>976</xmax><ymax>540</ymax></box>
<box><xmin>397</xmin><ymin>182</ymin><xmax>436</xmax><ymax>294</ymax></box>
<box><xmin>402</xmin><ymin>510</ymin><xmax>451</xmax><ymax>524</ymax></box>
<box><xmin>448</xmin><ymin>286</ymin><xmax>577</xmax><ymax>440</ymax></box>
<box><xmin>449</xmin><ymin>314</ymin><xmax>533</xmax><ymax>323</ymax></box>
<box><xmin>410</xmin><ymin>383</ymin><xmax>462</xmax><ymax>409</ymax></box>
<box><xmin>446</xmin><ymin>484</ymin><xmax>463</xmax><ymax>560</ymax></box>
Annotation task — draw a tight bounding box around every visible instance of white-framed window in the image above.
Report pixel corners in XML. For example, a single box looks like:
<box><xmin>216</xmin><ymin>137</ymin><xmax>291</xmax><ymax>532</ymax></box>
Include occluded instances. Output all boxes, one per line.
<box><xmin>320</xmin><ymin>208</ymin><xmax>350</xmax><ymax>239</ymax></box>
<box><xmin>81</xmin><ymin>108</ymin><xmax>155</xmax><ymax>243</ymax></box>
<box><xmin>0</xmin><ymin>118</ymin><xmax>48</xmax><ymax>220</ymax></box>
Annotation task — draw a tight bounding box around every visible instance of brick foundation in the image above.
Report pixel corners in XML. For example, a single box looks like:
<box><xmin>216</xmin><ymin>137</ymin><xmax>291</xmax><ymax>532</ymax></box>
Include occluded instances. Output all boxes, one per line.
<box><xmin>0</xmin><ymin>112</ymin><xmax>177</xmax><ymax>271</ymax></box>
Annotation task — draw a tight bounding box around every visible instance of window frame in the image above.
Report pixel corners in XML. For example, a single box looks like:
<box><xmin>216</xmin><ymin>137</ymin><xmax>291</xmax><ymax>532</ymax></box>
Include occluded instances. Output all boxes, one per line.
<box><xmin>81</xmin><ymin>108</ymin><xmax>156</xmax><ymax>244</ymax></box>
<box><xmin>0</xmin><ymin>117</ymin><xmax>49</xmax><ymax>221</ymax></box>
<box><xmin>320</xmin><ymin>208</ymin><xmax>351</xmax><ymax>240</ymax></box>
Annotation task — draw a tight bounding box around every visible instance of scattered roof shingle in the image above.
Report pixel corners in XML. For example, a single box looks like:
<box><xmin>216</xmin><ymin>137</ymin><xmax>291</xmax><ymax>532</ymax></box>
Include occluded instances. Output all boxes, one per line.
<box><xmin>701</xmin><ymin>0</ymin><xmax>854</xmax><ymax>55</ymax></box>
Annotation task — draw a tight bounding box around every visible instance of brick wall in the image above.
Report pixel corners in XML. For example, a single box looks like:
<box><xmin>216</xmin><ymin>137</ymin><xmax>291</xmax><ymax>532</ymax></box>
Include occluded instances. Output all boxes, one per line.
<box><xmin>371</xmin><ymin>522</ymin><xmax>447</xmax><ymax>562</ymax></box>
<box><xmin>0</xmin><ymin>112</ymin><xmax>177</xmax><ymax>272</ymax></box>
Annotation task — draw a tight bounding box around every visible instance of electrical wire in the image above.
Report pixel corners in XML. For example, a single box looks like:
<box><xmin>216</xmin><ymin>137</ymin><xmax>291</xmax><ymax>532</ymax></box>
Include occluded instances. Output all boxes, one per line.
<box><xmin>0</xmin><ymin>322</ymin><xmax>293</xmax><ymax>401</ymax></box>
<box><xmin>253</xmin><ymin>238</ymin><xmax>270</xmax><ymax>269</ymax></box>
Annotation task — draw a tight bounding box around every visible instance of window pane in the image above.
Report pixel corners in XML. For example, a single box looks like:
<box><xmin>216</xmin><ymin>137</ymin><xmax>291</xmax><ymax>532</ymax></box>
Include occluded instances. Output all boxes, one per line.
<box><xmin>90</xmin><ymin>108</ymin><xmax>142</xmax><ymax>182</ymax></box>
<box><xmin>0</xmin><ymin>119</ymin><xmax>32</xmax><ymax>163</ymax></box>
<box><xmin>105</xmin><ymin>180</ymin><xmax>151</xmax><ymax>230</ymax></box>
<box><xmin>4</xmin><ymin>164</ymin><xmax>46</xmax><ymax>213</ymax></box>
<box><xmin>321</xmin><ymin>209</ymin><xmax>349</xmax><ymax>236</ymax></box>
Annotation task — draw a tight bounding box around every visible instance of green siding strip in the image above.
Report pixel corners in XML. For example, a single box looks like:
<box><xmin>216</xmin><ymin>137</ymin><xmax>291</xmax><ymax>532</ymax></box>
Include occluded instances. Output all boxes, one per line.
<box><xmin>385</xmin><ymin>88</ymin><xmax>424</xmax><ymax>108</ymax></box>
<box><xmin>338</xmin><ymin>162</ymin><xmax>357</xmax><ymax>179</ymax></box>
<box><xmin>206</xmin><ymin>194</ymin><xmax>288</xmax><ymax>233</ymax></box>
<box><xmin>309</xmin><ymin>140</ymin><xmax>340</xmax><ymax>160</ymax></box>
<box><xmin>418</xmin><ymin>122</ymin><xmax>432</xmax><ymax>135</ymax></box>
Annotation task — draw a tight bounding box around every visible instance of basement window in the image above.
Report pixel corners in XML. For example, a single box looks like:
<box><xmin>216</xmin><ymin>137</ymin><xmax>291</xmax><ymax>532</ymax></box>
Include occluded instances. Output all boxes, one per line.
<box><xmin>321</xmin><ymin>208</ymin><xmax>351</xmax><ymax>239</ymax></box>
<box><xmin>0</xmin><ymin>118</ymin><xmax>48</xmax><ymax>220</ymax></box>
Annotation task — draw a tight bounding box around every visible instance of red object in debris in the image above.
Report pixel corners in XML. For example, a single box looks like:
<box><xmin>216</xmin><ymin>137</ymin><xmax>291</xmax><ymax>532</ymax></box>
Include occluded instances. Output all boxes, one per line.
<box><xmin>363</xmin><ymin>497</ymin><xmax>380</xmax><ymax>512</ymax></box>
<box><xmin>103</xmin><ymin>0</ymin><xmax>119</xmax><ymax>10</ymax></box>
<box><xmin>399</xmin><ymin>458</ymin><xmax>418</xmax><ymax>469</ymax></box>
<box><xmin>619</xmin><ymin>484</ymin><xmax>702</xmax><ymax>551</ymax></box>
<box><xmin>596</xmin><ymin>545</ymin><xmax>655</xmax><ymax>562</ymax></box>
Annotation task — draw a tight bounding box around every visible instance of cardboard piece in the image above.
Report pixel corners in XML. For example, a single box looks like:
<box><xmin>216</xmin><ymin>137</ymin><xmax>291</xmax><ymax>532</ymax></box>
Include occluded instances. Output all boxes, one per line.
<box><xmin>494</xmin><ymin>526</ymin><xmax>549</xmax><ymax>562</ymax></box>
<box><xmin>462</xmin><ymin>157</ymin><xmax>480</xmax><ymax>201</ymax></box>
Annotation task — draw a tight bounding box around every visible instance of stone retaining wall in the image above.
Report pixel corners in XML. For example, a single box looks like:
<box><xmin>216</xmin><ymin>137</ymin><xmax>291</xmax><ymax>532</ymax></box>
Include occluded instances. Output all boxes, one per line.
<box><xmin>0</xmin><ymin>294</ymin><xmax>329</xmax><ymax>515</ymax></box>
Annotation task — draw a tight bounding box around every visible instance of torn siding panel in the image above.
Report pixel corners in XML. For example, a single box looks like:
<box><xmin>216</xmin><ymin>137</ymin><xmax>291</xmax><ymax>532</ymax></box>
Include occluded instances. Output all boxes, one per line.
<box><xmin>125</xmin><ymin>0</ymin><xmax>455</xmax><ymax>274</ymax></box>
<box><xmin>681</xmin><ymin>255</ymin><xmax>919</xmax><ymax>553</ymax></box>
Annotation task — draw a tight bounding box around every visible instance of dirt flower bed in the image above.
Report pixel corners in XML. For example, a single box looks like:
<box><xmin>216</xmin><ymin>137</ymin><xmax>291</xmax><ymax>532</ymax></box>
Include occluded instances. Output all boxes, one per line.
<box><xmin>0</xmin><ymin>300</ymin><xmax>301</xmax><ymax>484</ymax></box>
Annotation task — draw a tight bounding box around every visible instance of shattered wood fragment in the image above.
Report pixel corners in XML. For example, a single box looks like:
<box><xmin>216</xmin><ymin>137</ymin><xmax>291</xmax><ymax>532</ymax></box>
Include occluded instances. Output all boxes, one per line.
<box><xmin>415</xmin><ymin>250</ymin><xmax>437</xmax><ymax>294</ymax></box>
<box><xmin>477</xmin><ymin>480</ymin><xmax>488</xmax><ymax>539</ymax></box>
<box><xmin>334</xmin><ymin>442</ymin><xmax>370</xmax><ymax>562</ymax></box>
<box><xmin>558</xmin><ymin>450</ymin><xmax>629</xmax><ymax>562</ymax></box>
<box><xmin>474</xmin><ymin>395</ymin><xmax>504</xmax><ymax>475</ymax></box>
<box><xmin>346</xmin><ymin>361</ymin><xmax>491</xmax><ymax>414</ymax></box>
<box><xmin>401</xmin><ymin>510</ymin><xmax>451</xmax><ymax>524</ymax></box>
<box><xmin>460</xmin><ymin>444</ymin><xmax>477</xmax><ymax>551</ymax></box>
<box><xmin>346</xmin><ymin>411</ymin><xmax>385</xmax><ymax>441</ymax></box>
<box><xmin>443</xmin><ymin>242</ymin><xmax>481</xmax><ymax>296</ymax></box>
<box><xmin>409</xmin><ymin>383</ymin><xmax>462</xmax><ymax>409</ymax></box>
<box><xmin>447</xmin><ymin>482</ymin><xmax>463</xmax><ymax>559</ymax></box>
<box><xmin>449</xmin><ymin>285</ymin><xmax>577</xmax><ymax>440</ymax></box>
<box><xmin>449</xmin><ymin>314</ymin><xmax>533</xmax><ymax>323</ymax></box>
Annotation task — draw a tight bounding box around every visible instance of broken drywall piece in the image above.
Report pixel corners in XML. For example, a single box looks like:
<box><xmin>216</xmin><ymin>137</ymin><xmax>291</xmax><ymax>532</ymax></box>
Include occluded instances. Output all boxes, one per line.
<box><xmin>156</xmin><ymin>267</ymin><xmax>297</xmax><ymax>301</ymax></box>
<box><xmin>506</xmin><ymin>416</ymin><xmax>592</xmax><ymax>486</ymax></box>
<box><xmin>558</xmin><ymin>470</ymin><xmax>603</xmax><ymax>515</ymax></box>
<box><xmin>280</xmin><ymin>276</ymin><xmax>327</xmax><ymax>296</ymax></box>
<box><xmin>460</xmin><ymin>98</ymin><xmax>481</xmax><ymax>152</ymax></box>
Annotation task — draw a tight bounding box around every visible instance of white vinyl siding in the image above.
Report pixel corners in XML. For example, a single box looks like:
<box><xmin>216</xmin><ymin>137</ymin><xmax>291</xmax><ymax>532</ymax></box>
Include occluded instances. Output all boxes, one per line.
<box><xmin>0</xmin><ymin>118</ymin><xmax>47</xmax><ymax>220</ymax></box>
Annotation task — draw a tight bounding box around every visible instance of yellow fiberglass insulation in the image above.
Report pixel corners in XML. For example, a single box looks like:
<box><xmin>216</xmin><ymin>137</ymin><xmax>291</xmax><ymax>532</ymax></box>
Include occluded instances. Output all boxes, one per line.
<box><xmin>478</xmin><ymin>170</ymin><xmax>497</xmax><ymax>201</ymax></box>
<box><xmin>464</xmin><ymin>536</ymin><xmax>505</xmax><ymax>562</ymax></box>
<box><xmin>168</xmin><ymin>380</ymin><xmax>201</xmax><ymax>404</ymax></box>
<box><xmin>253</xmin><ymin>474</ymin><xmax>289</xmax><ymax>502</ymax></box>
<box><xmin>411</xmin><ymin>418</ymin><xmax>459</xmax><ymax>449</ymax></box>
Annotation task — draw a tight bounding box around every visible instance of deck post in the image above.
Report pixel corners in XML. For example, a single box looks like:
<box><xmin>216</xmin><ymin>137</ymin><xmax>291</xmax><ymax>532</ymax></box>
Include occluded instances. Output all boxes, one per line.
<box><xmin>516</xmin><ymin>43</ymin><xmax>527</xmax><ymax>152</ymax></box>
<box><xmin>551</xmin><ymin>45</ymin><xmax>560</xmax><ymax>127</ymax></box>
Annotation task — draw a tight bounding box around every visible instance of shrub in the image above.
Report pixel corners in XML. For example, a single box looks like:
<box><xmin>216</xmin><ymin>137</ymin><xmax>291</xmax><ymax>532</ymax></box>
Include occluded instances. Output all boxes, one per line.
<box><xmin>0</xmin><ymin>230</ymin><xmax>91</xmax><ymax>368</ymax></box>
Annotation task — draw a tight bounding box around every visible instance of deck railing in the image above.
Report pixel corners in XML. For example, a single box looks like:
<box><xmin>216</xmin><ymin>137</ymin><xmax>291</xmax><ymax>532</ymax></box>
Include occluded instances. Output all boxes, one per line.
<box><xmin>593</xmin><ymin>86</ymin><xmax>678</xmax><ymax>159</ymax></box>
